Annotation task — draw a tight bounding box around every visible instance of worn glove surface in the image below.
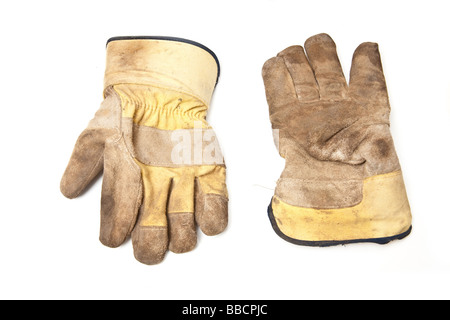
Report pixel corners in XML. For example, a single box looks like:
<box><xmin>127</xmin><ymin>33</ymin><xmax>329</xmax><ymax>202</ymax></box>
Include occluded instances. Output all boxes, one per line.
<box><xmin>262</xmin><ymin>33</ymin><xmax>411</xmax><ymax>245</ymax></box>
<box><xmin>61</xmin><ymin>37</ymin><xmax>228</xmax><ymax>264</ymax></box>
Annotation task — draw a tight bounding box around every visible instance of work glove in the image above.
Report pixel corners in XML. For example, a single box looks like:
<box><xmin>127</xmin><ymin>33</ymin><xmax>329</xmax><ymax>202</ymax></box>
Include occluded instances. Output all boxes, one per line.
<box><xmin>262</xmin><ymin>33</ymin><xmax>412</xmax><ymax>246</ymax></box>
<box><xmin>61</xmin><ymin>37</ymin><xmax>228</xmax><ymax>264</ymax></box>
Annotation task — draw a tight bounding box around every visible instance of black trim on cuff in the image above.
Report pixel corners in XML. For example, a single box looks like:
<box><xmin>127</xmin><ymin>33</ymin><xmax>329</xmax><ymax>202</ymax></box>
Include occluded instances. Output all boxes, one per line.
<box><xmin>267</xmin><ymin>198</ymin><xmax>412</xmax><ymax>247</ymax></box>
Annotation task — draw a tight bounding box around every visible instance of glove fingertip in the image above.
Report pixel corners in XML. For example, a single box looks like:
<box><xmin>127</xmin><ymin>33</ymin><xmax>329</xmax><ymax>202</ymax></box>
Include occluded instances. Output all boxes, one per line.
<box><xmin>60</xmin><ymin>172</ymin><xmax>81</xmax><ymax>199</ymax></box>
<box><xmin>196</xmin><ymin>194</ymin><xmax>228</xmax><ymax>236</ymax></box>
<box><xmin>132</xmin><ymin>226</ymin><xmax>169</xmax><ymax>265</ymax></box>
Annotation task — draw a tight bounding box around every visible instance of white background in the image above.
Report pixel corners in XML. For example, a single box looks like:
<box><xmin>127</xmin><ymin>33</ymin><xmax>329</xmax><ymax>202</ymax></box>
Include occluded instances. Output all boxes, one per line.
<box><xmin>0</xmin><ymin>0</ymin><xmax>449</xmax><ymax>300</ymax></box>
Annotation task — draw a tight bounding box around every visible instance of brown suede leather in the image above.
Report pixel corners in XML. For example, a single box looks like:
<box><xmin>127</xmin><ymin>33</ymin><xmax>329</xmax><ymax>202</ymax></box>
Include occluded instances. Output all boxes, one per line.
<box><xmin>263</xmin><ymin>33</ymin><xmax>402</xmax><ymax>209</ymax></box>
<box><xmin>168</xmin><ymin>212</ymin><xmax>197</xmax><ymax>253</ymax></box>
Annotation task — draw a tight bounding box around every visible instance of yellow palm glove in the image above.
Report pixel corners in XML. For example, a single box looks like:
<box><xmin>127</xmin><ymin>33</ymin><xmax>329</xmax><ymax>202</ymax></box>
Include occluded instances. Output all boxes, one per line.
<box><xmin>61</xmin><ymin>37</ymin><xmax>228</xmax><ymax>264</ymax></box>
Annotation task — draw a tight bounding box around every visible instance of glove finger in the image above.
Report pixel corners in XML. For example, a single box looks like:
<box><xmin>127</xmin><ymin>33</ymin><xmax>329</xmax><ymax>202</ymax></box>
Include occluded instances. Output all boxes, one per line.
<box><xmin>168</xmin><ymin>213</ymin><xmax>196</xmax><ymax>253</ymax></box>
<box><xmin>277</xmin><ymin>45</ymin><xmax>320</xmax><ymax>101</ymax></box>
<box><xmin>60</xmin><ymin>92</ymin><xmax>121</xmax><ymax>199</ymax></box>
<box><xmin>167</xmin><ymin>174</ymin><xmax>197</xmax><ymax>253</ymax></box>
<box><xmin>349</xmin><ymin>42</ymin><xmax>389</xmax><ymax>105</ymax></box>
<box><xmin>262</xmin><ymin>56</ymin><xmax>299</xmax><ymax>129</ymax></box>
<box><xmin>132</xmin><ymin>224</ymin><xmax>169</xmax><ymax>265</ymax></box>
<box><xmin>131</xmin><ymin>164</ymin><xmax>171</xmax><ymax>265</ymax></box>
<box><xmin>99</xmin><ymin>134</ymin><xmax>142</xmax><ymax>248</ymax></box>
<box><xmin>195</xmin><ymin>166</ymin><xmax>228</xmax><ymax>236</ymax></box>
<box><xmin>304</xmin><ymin>33</ymin><xmax>348</xmax><ymax>100</ymax></box>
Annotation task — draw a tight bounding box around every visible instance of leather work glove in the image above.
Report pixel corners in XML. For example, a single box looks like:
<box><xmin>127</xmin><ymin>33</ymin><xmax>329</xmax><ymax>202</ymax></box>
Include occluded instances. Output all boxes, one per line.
<box><xmin>61</xmin><ymin>37</ymin><xmax>228</xmax><ymax>264</ymax></box>
<box><xmin>262</xmin><ymin>33</ymin><xmax>412</xmax><ymax>246</ymax></box>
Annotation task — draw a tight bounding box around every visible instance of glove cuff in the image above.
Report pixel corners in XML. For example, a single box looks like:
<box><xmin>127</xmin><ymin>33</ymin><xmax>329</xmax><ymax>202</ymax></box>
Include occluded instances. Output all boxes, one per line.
<box><xmin>270</xmin><ymin>170</ymin><xmax>412</xmax><ymax>245</ymax></box>
<box><xmin>104</xmin><ymin>36</ymin><xmax>219</xmax><ymax>107</ymax></box>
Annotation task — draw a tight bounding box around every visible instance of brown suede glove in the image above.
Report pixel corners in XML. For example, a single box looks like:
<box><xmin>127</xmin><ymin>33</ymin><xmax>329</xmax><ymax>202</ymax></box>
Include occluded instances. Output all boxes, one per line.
<box><xmin>262</xmin><ymin>33</ymin><xmax>412</xmax><ymax>246</ymax></box>
<box><xmin>61</xmin><ymin>37</ymin><xmax>228</xmax><ymax>264</ymax></box>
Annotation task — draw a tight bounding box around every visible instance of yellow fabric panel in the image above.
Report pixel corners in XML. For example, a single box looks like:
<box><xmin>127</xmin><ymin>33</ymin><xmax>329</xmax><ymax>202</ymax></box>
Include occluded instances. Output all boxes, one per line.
<box><xmin>272</xmin><ymin>171</ymin><xmax>412</xmax><ymax>241</ymax></box>
<box><xmin>114</xmin><ymin>84</ymin><xmax>209</xmax><ymax>130</ymax></box>
<box><xmin>135</xmin><ymin>161</ymin><xmax>227</xmax><ymax>227</ymax></box>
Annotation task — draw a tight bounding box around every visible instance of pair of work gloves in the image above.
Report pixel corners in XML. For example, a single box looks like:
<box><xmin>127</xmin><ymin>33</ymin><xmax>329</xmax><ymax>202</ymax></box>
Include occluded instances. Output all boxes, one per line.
<box><xmin>61</xmin><ymin>34</ymin><xmax>412</xmax><ymax>265</ymax></box>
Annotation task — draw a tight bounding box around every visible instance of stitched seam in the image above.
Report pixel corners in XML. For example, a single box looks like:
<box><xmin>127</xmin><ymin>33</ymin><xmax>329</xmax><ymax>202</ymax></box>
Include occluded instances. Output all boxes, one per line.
<box><xmin>280</xmin><ymin>56</ymin><xmax>300</xmax><ymax>101</ymax></box>
<box><xmin>204</xmin><ymin>193</ymin><xmax>229</xmax><ymax>201</ymax></box>
<box><xmin>127</xmin><ymin>178</ymin><xmax>143</xmax><ymax>235</ymax></box>
<box><xmin>167</xmin><ymin>212</ymin><xmax>194</xmax><ymax>215</ymax></box>
<box><xmin>138</xmin><ymin>226</ymin><xmax>167</xmax><ymax>230</ymax></box>
<box><xmin>278</xmin><ymin>171</ymin><xmax>401</xmax><ymax>183</ymax></box>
